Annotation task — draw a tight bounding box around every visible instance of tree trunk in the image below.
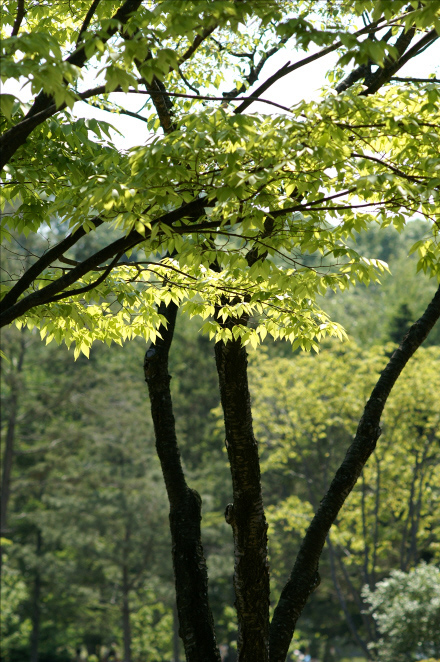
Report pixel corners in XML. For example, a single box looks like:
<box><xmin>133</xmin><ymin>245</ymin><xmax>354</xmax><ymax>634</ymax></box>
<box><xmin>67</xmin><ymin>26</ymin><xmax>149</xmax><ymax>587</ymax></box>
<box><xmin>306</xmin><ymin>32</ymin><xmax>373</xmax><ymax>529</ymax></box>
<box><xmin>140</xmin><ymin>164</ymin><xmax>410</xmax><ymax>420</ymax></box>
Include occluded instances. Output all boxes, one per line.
<box><xmin>327</xmin><ymin>536</ymin><xmax>371</xmax><ymax>659</ymax></box>
<box><xmin>122</xmin><ymin>563</ymin><xmax>132</xmax><ymax>662</ymax></box>
<box><xmin>215</xmin><ymin>336</ymin><xmax>270</xmax><ymax>662</ymax></box>
<box><xmin>1</xmin><ymin>329</ymin><xmax>26</xmax><ymax>573</ymax></box>
<box><xmin>269</xmin><ymin>284</ymin><xmax>440</xmax><ymax>662</ymax></box>
<box><xmin>29</xmin><ymin>529</ymin><xmax>42</xmax><ymax>662</ymax></box>
<box><xmin>144</xmin><ymin>302</ymin><xmax>220</xmax><ymax>662</ymax></box>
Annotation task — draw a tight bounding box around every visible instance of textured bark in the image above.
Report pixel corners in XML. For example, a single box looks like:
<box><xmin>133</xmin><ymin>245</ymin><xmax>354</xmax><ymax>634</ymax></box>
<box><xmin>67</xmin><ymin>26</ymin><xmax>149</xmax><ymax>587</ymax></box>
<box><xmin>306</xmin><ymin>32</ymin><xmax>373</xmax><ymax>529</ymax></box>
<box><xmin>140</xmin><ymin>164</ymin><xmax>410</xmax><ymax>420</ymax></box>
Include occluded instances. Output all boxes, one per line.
<box><xmin>215</xmin><ymin>335</ymin><xmax>270</xmax><ymax>662</ymax></box>
<box><xmin>269</xmin><ymin>284</ymin><xmax>440</xmax><ymax>662</ymax></box>
<box><xmin>144</xmin><ymin>302</ymin><xmax>220</xmax><ymax>662</ymax></box>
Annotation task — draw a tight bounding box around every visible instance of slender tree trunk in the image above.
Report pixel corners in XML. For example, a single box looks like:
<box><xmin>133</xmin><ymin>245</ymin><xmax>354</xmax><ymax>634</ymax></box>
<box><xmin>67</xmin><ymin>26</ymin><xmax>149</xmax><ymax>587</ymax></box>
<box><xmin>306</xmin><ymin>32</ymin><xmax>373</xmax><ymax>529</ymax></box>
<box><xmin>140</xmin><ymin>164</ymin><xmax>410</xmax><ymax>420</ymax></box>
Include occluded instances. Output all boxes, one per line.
<box><xmin>122</xmin><ymin>564</ymin><xmax>132</xmax><ymax>662</ymax></box>
<box><xmin>327</xmin><ymin>536</ymin><xmax>371</xmax><ymax>659</ymax></box>
<box><xmin>29</xmin><ymin>529</ymin><xmax>42</xmax><ymax>662</ymax></box>
<box><xmin>215</xmin><ymin>335</ymin><xmax>270</xmax><ymax>662</ymax></box>
<box><xmin>144</xmin><ymin>302</ymin><xmax>220</xmax><ymax>662</ymax></box>
<box><xmin>335</xmin><ymin>551</ymin><xmax>375</xmax><ymax>643</ymax></box>
<box><xmin>1</xmin><ymin>329</ymin><xmax>26</xmax><ymax>573</ymax></box>
<box><xmin>269</xmin><ymin>284</ymin><xmax>440</xmax><ymax>662</ymax></box>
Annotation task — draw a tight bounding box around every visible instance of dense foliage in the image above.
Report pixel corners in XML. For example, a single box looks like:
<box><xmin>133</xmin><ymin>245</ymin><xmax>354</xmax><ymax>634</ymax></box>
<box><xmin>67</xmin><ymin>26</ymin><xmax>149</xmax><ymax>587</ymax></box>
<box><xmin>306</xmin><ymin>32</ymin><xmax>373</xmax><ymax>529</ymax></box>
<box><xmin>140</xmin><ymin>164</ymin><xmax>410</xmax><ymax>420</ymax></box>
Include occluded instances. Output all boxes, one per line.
<box><xmin>1</xmin><ymin>1</ymin><xmax>440</xmax><ymax>351</ymax></box>
<box><xmin>363</xmin><ymin>564</ymin><xmax>440</xmax><ymax>662</ymax></box>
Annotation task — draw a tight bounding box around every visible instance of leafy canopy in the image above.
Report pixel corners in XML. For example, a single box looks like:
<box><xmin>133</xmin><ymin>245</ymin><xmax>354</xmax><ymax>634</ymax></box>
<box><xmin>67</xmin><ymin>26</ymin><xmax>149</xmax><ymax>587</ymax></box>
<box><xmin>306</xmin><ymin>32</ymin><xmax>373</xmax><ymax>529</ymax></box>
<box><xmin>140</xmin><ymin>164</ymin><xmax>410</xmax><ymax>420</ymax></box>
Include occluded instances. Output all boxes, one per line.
<box><xmin>1</xmin><ymin>0</ymin><xmax>439</xmax><ymax>357</ymax></box>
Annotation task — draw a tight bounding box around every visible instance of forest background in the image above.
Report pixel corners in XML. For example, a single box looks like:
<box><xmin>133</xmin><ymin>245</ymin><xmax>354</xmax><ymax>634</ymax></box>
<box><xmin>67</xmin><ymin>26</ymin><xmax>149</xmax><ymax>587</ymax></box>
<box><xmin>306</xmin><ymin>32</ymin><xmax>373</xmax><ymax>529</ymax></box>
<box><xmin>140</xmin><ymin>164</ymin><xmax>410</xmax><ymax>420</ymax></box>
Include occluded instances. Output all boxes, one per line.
<box><xmin>1</xmin><ymin>1</ymin><xmax>440</xmax><ymax>662</ymax></box>
<box><xmin>3</xmin><ymin>224</ymin><xmax>440</xmax><ymax>662</ymax></box>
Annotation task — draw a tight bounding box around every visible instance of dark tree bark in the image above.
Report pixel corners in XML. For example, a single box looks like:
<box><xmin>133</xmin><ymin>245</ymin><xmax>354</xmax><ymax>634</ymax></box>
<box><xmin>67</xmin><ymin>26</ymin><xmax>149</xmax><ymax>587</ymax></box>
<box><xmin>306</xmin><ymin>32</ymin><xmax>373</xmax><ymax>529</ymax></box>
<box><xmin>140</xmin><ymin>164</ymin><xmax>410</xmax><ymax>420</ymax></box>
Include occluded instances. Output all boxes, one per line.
<box><xmin>215</xmin><ymin>331</ymin><xmax>270</xmax><ymax>662</ymax></box>
<box><xmin>144</xmin><ymin>302</ymin><xmax>220</xmax><ymax>662</ymax></box>
<box><xmin>269</xmin><ymin>284</ymin><xmax>440</xmax><ymax>662</ymax></box>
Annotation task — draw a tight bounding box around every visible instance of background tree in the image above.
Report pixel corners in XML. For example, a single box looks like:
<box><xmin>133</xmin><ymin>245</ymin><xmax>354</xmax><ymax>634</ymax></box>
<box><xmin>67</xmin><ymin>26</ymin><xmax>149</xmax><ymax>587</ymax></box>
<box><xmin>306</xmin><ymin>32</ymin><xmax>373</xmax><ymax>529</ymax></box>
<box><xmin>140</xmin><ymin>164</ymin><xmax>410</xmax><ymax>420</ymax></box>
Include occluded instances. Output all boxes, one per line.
<box><xmin>362</xmin><ymin>564</ymin><xmax>440</xmax><ymax>662</ymax></box>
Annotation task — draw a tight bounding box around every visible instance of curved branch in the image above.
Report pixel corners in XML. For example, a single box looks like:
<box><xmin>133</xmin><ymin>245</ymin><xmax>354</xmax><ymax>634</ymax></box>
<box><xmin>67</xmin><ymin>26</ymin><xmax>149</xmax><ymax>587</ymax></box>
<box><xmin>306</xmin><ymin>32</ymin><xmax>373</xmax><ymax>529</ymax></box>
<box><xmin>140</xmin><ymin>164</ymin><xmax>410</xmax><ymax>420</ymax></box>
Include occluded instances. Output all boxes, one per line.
<box><xmin>42</xmin><ymin>251</ymin><xmax>123</xmax><ymax>305</ymax></box>
<box><xmin>0</xmin><ymin>197</ymin><xmax>216</xmax><ymax>327</ymax></box>
<box><xmin>11</xmin><ymin>0</ymin><xmax>25</xmax><ymax>36</ymax></box>
<box><xmin>0</xmin><ymin>218</ymin><xmax>103</xmax><ymax>311</ymax></box>
<box><xmin>362</xmin><ymin>29</ymin><xmax>438</xmax><ymax>96</ymax></box>
<box><xmin>269</xmin><ymin>284</ymin><xmax>440</xmax><ymax>662</ymax></box>
<box><xmin>179</xmin><ymin>23</ymin><xmax>218</xmax><ymax>64</ymax></box>
<box><xmin>222</xmin><ymin>36</ymin><xmax>290</xmax><ymax>101</ymax></box>
<box><xmin>234</xmin><ymin>20</ymin><xmax>385</xmax><ymax>114</ymax></box>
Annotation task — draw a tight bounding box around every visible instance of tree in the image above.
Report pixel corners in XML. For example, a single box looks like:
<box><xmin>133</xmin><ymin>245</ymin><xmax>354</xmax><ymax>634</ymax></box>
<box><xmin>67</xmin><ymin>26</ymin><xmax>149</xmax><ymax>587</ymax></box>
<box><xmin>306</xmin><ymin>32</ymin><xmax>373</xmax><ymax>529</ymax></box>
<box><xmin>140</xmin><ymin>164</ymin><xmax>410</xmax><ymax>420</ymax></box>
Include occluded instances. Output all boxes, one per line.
<box><xmin>2</xmin><ymin>1</ymin><xmax>440</xmax><ymax>661</ymax></box>
<box><xmin>362</xmin><ymin>564</ymin><xmax>440</xmax><ymax>662</ymax></box>
<box><xmin>0</xmin><ymin>329</ymin><xmax>175</xmax><ymax>662</ymax></box>
<box><xmin>248</xmin><ymin>342</ymin><xmax>440</xmax><ymax>656</ymax></box>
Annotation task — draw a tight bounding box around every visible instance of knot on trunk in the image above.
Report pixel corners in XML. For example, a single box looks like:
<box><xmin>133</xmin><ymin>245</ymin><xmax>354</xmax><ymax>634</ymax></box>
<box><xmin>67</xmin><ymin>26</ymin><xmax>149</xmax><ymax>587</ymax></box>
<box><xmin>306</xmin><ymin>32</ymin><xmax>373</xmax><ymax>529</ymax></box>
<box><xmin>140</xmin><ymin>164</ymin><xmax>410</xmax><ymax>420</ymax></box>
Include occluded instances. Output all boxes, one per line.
<box><xmin>225</xmin><ymin>503</ymin><xmax>235</xmax><ymax>525</ymax></box>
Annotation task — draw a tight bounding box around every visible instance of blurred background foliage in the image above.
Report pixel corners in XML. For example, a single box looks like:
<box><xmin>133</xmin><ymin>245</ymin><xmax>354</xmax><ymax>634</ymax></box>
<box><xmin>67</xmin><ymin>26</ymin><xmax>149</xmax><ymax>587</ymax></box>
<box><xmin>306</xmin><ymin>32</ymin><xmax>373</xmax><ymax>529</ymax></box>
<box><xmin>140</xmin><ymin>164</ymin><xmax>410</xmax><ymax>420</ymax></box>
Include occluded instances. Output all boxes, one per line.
<box><xmin>1</xmin><ymin>220</ymin><xmax>439</xmax><ymax>661</ymax></box>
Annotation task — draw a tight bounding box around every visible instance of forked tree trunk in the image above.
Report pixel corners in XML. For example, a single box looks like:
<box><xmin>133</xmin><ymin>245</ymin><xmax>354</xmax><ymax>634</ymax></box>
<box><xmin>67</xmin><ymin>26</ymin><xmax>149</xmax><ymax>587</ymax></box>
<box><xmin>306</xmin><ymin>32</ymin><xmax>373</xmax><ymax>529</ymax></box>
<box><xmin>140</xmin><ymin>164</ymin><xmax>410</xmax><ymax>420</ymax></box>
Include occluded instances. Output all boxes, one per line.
<box><xmin>146</xmin><ymin>285</ymin><xmax>439</xmax><ymax>662</ymax></box>
<box><xmin>144</xmin><ymin>302</ymin><xmax>220</xmax><ymax>662</ymax></box>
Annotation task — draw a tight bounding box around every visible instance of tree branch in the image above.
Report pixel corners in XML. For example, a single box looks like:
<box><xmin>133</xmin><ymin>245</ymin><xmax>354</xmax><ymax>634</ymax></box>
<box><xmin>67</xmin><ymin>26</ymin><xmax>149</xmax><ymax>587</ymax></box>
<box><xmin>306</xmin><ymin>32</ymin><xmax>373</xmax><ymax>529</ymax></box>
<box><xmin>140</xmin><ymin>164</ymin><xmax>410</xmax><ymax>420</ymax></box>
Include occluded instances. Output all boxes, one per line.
<box><xmin>179</xmin><ymin>23</ymin><xmax>219</xmax><ymax>64</ymax></box>
<box><xmin>0</xmin><ymin>218</ymin><xmax>103</xmax><ymax>311</ymax></box>
<box><xmin>0</xmin><ymin>198</ymin><xmax>217</xmax><ymax>327</ymax></box>
<box><xmin>11</xmin><ymin>0</ymin><xmax>25</xmax><ymax>37</ymax></box>
<box><xmin>269</xmin><ymin>284</ymin><xmax>440</xmax><ymax>662</ymax></box>
<box><xmin>362</xmin><ymin>29</ymin><xmax>438</xmax><ymax>96</ymax></box>
<box><xmin>82</xmin><ymin>99</ymin><xmax>150</xmax><ymax>123</ymax></box>
<box><xmin>42</xmin><ymin>251</ymin><xmax>123</xmax><ymax>305</ymax></box>
<box><xmin>0</xmin><ymin>0</ymin><xmax>143</xmax><ymax>171</ymax></box>
<box><xmin>234</xmin><ymin>20</ymin><xmax>385</xmax><ymax>114</ymax></box>
<box><xmin>76</xmin><ymin>0</ymin><xmax>101</xmax><ymax>46</ymax></box>
<box><xmin>390</xmin><ymin>76</ymin><xmax>440</xmax><ymax>83</ymax></box>
<box><xmin>351</xmin><ymin>152</ymin><xmax>426</xmax><ymax>182</ymax></box>
<box><xmin>222</xmin><ymin>36</ymin><xmax>290</xmax><ymax>101</ymax></box>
